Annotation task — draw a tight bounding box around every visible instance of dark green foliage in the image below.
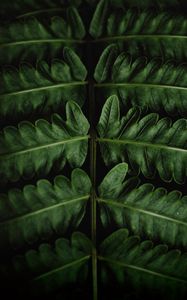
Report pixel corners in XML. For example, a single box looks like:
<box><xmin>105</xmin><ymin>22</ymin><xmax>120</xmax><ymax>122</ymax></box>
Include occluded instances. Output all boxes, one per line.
<box><xmin>98</xmin><ymin>164</ymin><xmax>187</xmax><ymax>248</ymax></box>
<box><xmin>0</xmin><ymin>101</ymin><xmax>89</xmax><ymax>182</ymax></box>
<box><xmin>0</xmin><ymin>0</ymin><xmax>82</xmax><ymax>16</ymax></box>
<box><xmin>0</xmin><ymin>1</ymin><xmax>186</xmax><ymax>299</ymax></box>
<box><xmin>0</xmin><ymin>232</ymin><xmax>92</xmax><ymax>295</ymax></box>
<box><xmin>90</xmin><ymin>6</ymin><xmax>187</xmax><ymax>38</ymax></box>
<box><xmin>0</xmin><ymin>47</ymin><xmax>87</xmax><ymax>124</ymax></box>
<box><xmin>94</xmin><ymin>46</ymin><xmax>187</xmax><ymax>116</ymax></box>
<box><xmin>63</xmin><ymin>47</ymin><xmax>87</xmax><ymax>80</ymax></box>
<box><xmin>99</xmin><ymin>229</ymin><xmax>187</xmax><ymax>300</ymax></box>
<box><xmin>104</xmin><ymin>0</ymin><xmax>186</xmax><ymax>9</ymax></box>
<box><xmin>89</xmin><ymin>0</ymin><xmax>109</xmax><ymax>38</ymax></box>
<box><xmin>97</xmin><ymin>95</ymin><xmax>187</xmax><ymax>183</ymax></box>
<box><xmin>90</xmin><ymin>1</ymin><xmax>187</xmax><ymax>60</ymax></box>
<box><xmin>0</xmin><ymin>169</ymin><xmax>91</xmax><ymax>249</ymax></box>
<box><xmin>94</xmin><ymin>44</ymin><xmax>118</xmax><ymax>83</ymax></box>
<box><xmin>0</xmin><ymin>9</ymin><xmax>85</xmax><ymax>64</ymax></box>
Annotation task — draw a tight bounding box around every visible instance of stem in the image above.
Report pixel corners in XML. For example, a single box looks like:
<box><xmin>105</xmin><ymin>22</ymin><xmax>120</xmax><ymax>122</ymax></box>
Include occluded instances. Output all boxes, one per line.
<box><xmin>0</xmin><ymin>39</ymin><xmax>85</xmax><ymax>48</ymax></box>
<box><xmin>97</xmin><ymin>256</ymin><xmax>187</xmax><ymax>284</ymax></box>
<box><xmin>1</xmin><ymin>195</ymin><xmax>89</xmax><ymax>225</ymax></box>
<box><xmin>33</xmin><ymin>256</ymin><xmax>91</xmax><ymax>282</ymax></box>
<box><xmin>16</xmin><ymin>8</ymin><xmax>67</xmax><ymax>19</ymax></box>
<box><xmin>0</xmin><ymin>136</ymin><xmax>90</xmax><ymax>158</ymax></box>
<box><xmin>97</xmin><ymin>137</ymin><xmax>186</xmax><ymax>153</ymax></box>
<box><xmin>97</xmin><ymin>197</ymin><xmax>187</xmax><ymax>227</ymax></box>
<box><xmin>90</xmin><ymin>34</ymin><xmax>187</xmax><ymax>43</ymax></box>
<box><xmin>94</xmin><ymin>82</ymin><xmax>186</xmax><ymax>91</ymax></box>
<box><xmin>0</xmin><ymin>81</ymin><xmax>88</xmax><ymax>98</ymax></box>
<box><xmin>16</xmin><ymin>7</ymin><xmax>85</xmax><ymax>19</ymax></box>
<box><xmin>89</xmin><ymin>80</ymin><xmax>98</xmax><ymax>300</ymax></box>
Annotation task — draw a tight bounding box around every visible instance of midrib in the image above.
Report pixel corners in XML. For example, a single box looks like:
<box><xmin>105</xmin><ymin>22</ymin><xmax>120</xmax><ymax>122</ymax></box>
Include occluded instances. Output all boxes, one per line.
<box><xmin>1</xmin><ymin>34</ymin><xmax>185</xmax><ymax>48</ymax></box>
<box><xmin>32</xmin><ymin>255</ymin><xmax>91</xmax><ymax>282</ymax></box>
<box><xmin>17</xmin><ymin>7</ymin><xmax>85</xmax><ymax>19</ymax></box>
<box><xmin>0</xmin><ymin>81</ymin><xmax>88</xmax><ymax>98</ymax></box>
<box><xmin>89</xmin><ymin>78</ymin><xmax>98</xmax><ymax>300</ymax></box>
<box><xmin>97</xmin><ymin>256</ymin><xmax>187</xmax><ymax>284</ymax></box>
<box><xmin>94</xmin><ymin>83</ymin><xmax>186</xmax><ymax>91</ymax></box>
<box><xmin>0</xmin><ymin>38</ymin><xmax>85</xmax><ymax>48</ymax></box>
<box><xmin>0</xmin><ymin>136</ymin><xmax>89</xmax><ymax>158</ymax></box>
<box><xmin>97</xmin><ymin>198</ymin><xmax>187</xmax><ymax>227</ymax></box>
<box><xmin>97</xmin><ymin>138</ymin><xmax>186</xmax><ymax>153</ymax></box>
<box><xmin>16</xmin><ymin>8</ymin><xmax>67</xmax><ymax>18</ymax></box>
<box><xmin>92</xmin><ymin>34</ymin><xmax>187</xmax><ymax>43</ymax></box>
<box><xmin>0</xmin><ymin>195</ymin><xmax>89</xmax><ymax>226</ymax></box>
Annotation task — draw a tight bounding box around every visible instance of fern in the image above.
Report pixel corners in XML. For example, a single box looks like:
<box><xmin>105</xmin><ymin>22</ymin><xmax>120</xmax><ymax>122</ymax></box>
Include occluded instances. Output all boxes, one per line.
<box><xmin>0</xmin><ymin>232</ymin><xmax>92</xmax><ymax>295</ymax></box>
<box><xmin>0</xmin><ymin>8</ymin><xmax>85</xmax><ymax>64</ymax></box>
<box><xmin>97</xmin><ymin>95</ymin><xmax>187</xmax><ymax>184</ymax></box>
<box><xmin>0</xmin><ymin>1</ymin><xmax>187</xmax><ymax>299</ymax></box>
<box><xmin>90</xmin><ymin>0</ymin><xmax>187</xmax><ymax>60</ymax></box>
<box><xmin>105</xmin><ymin>10</ymin><xmax>187</xmax><ymax>37</ymax></box>
<box><xmin>0</xmin><ymin>101</ymin><xmax>89</xmax><ymax>183</ymax></box>
<box><xmin>0</xmin><ymin>47</ymin><xmax>87</xmax><ymax>125</ymax></box>
<box><xmin>0</xmin><ymin>0</ymin><xmax>82</xmax><ymax>16</ymax></box>
<box><xmin>98</xmin><ymin>164</ymin><xmax>187</xmax><ymax>248</ymax></box>
<box><xmin>99</xmin><ymin>0</ymin><xmax>186</xmax><ymax>10</ymax></box>
<box><xmin>0</xmin><ymin>169</ymin><xmax>91</xmax><ymax>250</ymax></box>
<box><xmin>94</xmin><ymin>45</ymin><xmax>187</xmax><ymax>116</ymax></box>
<box><xmin>99</xmin><ymin>229</ymin><xmax>187</xmax><ymax>299</ymax></box>
<box><xmin>90</xmin><ymin>3</ymin><xmax>187</xmax><ymax>38</ymax></box>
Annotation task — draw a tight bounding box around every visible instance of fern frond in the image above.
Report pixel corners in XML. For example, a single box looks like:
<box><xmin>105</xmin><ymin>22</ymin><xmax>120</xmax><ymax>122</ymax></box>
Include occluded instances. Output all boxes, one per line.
<box><xmin>100</xmin><ymin>0</ymin><xmax>186</xmax><ymax>10</ymax></box>
<box><xmin>90</xmin><ymin>2</ymin><xmax>187</xmax><ymax>60</ymax></box>
<box><xmin>94</xmin><ymin>46</ymin><xmax>187</xmax><ymax>116</ymax></box>
<box><xmin>93</xmin><ymin>0</ymin><xmax>186</xmax><ymax>14</ymax></box>
<box><xmin>0</xmin><ymin>101</ymin><xmax>90</xmax><ymax>183</ymax></box>
<box><xmin>98</xmin><ymin>164</ymin><xmax>187</xmax><ymax>248</ymax></box>
<box><xmin>97</xmin><ymin>95</ymin><xmax>187</xmax><ymax>184</ymax></box>
<box><xmin>90</xmin><ymin>6</ymin><xmax>187</xmax><ymax>37</ymax></box>
<box><xmin>0</xmin><ymin>9</ymin><xmax>85</xmax><ymax>64</ymax></box>
<box><xmin>0</xmin><ymin>169</ymin><xmax>91</xmax><ymax>249</ymax></box>
<box><xmin>0</xmin><ymin>47</ymin><xmax>87</xmax><ymax>125</ymax></box>
<box><xmin>99</xmin><ymin>229</ymin><xmax>187</xmax><ymax>299</ymax></box>
<box><xmin>0</xmin><ymin>232</ymin><xmax>91</xmax><ymax>295</ymax></box>
<box><xmin>0</xmin><ymin>0</ymin><xmax>82</xmax><ymax>16</ymax></box>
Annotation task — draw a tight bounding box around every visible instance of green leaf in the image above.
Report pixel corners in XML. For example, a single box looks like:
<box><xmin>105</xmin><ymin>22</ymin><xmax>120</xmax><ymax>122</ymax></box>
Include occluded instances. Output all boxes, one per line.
<box><xmin>89</xmin><ymin>0</ymin><xmax>109</xmax><ymax>38</ymax></box>
<box><xmin>63</xmin><ymin>46</ymin><xmax>87</xmax><ymax>81</ymax></box>
<box><xmin>97</xmin><ymin>96</ymin><xmax>187</xmax><ymax>184</ymax></box>
<box><xmin>94</xmin><ymin>44</ymin><xmax>118</xmax><ymax>83</ymax></box>
<box><xmin>97</xmin><ymin>95</ymin><xmax>121</xmax><ymax>137</ymax></box>
<box><xmin>98</xmin><ymin>163</ymin><xmax>128</xmax><ymax>199</ymax></box>
<box><xmin>98</xmin><ymin>164</ymin><xmax>187</xmax><ymax>248</ymax></box>
<box><xmin>99</xmin><ymin>229</ymin><xmax>187</xmax><ymax>299</ymax></box>
<box><xmin>0</xmin><ymin>49</ymin><xmax>87</xmax><ymax>124</ymax></box>
<box><xmin>108</xmin><ymin>0</ymin><xmax>186</xmax><ymax>9</ymax></box>
<box><xmin>90</xmin><ymin>5</ymin><xmax>187</xmax><ymax>60</ymax></box>
<box><xmin>91</xmin><ymin>8</ymin><xmax>187</xmax><ymax>37</ymax></box>
<box><xmin>1</xmin><ymin>232</ymin><xmax>92</xmax><ymax>295</ymax></box>
<box><xmin>111</xmin><ymin>54</ymin><xmax>187</xmax><ymax>86</ymax></box>
<box><xmin>0</xmin><ymin>0</ymin><xmax>82</xmax><ymax>20</ymax></box>
<box><xmin>95</xmin><ymin>49</ymin><xmax>187</xmax><ymax>116</ymax></box>
<box><xmin>0</xmin><ymin>169</ymin><xmax>91</xmax><ymax>249</ymax></box>
<box><xmin>0</xmin><ymin>101</ymin><xmax>90</xmax><ymax>182</ymax></box>
<box><xmin>0</xmin><ymin>11</ymin><xmax>85</xmax><ymax>64</ymax></box>
<box><xmin>67</xmin><ymin>7</ymin><xmax>86</xmax><ymax>39</ymax></box>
